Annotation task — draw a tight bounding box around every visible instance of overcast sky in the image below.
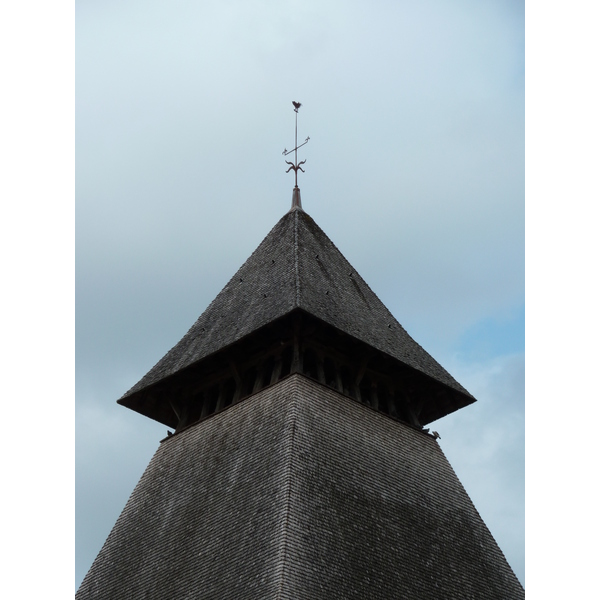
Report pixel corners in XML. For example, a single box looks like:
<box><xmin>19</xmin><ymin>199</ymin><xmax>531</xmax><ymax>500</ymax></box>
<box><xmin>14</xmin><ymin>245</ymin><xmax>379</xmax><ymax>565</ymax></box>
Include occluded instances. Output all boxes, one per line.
<box><xmin>76</xmin><ymin>0</ymin><xmax>524</xmax><ymax>590</ymax></box>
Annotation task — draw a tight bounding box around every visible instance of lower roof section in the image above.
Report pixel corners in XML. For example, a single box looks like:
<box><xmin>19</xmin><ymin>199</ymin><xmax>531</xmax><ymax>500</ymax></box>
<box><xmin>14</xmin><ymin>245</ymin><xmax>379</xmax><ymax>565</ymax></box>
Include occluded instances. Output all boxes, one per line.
<box><xmin>78</xmin><ymin>374</ymin><xmax>523</xmax><ymax>600</ymax></box>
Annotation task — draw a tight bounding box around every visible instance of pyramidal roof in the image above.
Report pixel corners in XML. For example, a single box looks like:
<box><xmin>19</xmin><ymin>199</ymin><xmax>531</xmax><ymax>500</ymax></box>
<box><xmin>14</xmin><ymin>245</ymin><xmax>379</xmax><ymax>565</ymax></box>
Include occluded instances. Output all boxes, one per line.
<box><xmin>80</xmin><ymin>375</ymin><xmax>523</xmax><ymax>599</ymax></box>
<box><xmin>121</xmin><ymin>206</ymin><xmax>472</xmax><ymax>410</ymax></box>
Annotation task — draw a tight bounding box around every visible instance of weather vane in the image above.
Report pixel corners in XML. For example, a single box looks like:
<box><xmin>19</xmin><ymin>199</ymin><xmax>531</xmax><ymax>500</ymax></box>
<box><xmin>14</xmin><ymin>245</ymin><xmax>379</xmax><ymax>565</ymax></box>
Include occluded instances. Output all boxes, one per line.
<box><xmin>282</xmin><ymin>101</ymin><xmax>310</xmax><ymax>188</ymax></box>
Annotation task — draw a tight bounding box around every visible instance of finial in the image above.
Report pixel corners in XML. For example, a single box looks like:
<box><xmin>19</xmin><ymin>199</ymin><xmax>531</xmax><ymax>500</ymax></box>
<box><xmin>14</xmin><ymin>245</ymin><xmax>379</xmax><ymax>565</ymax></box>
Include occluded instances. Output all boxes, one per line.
<box><xmin>283</xmin><ymin>101</ymin><xmax>310</xmax><ymax>209</ymax></box>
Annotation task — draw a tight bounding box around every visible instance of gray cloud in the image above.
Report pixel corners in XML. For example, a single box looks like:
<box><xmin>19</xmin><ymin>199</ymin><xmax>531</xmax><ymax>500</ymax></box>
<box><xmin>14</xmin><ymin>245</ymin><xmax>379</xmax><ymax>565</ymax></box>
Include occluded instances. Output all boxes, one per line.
<box><xmin>436</xmin><ymin>353</ymin><xmax>525</xmax><ymax>585</ymax></box>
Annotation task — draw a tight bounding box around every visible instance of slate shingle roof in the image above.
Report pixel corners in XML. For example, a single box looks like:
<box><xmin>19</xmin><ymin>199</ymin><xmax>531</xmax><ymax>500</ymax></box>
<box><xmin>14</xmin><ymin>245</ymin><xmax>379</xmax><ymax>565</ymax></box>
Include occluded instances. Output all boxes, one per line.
<box><xmin>121</xmin><ymin>207</ymin><xmax>472</xmax><ymax>404</ymax></box>
<box><xmin>78</xmin><ymin>375</ymin><xmax>523</xmax><ymax>599</ymax></box>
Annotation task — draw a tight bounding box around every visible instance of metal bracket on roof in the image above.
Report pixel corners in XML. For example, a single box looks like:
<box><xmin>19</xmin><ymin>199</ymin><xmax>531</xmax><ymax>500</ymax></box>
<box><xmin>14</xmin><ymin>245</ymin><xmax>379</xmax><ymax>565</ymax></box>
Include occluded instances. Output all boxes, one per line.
<box><xmin>228</xmin><ymin>360</ymin><xmax>243</xmax><ymax>404</ymax></box>
<box><xmin>169</xmin><ymin>399</ymin><xmax>181</xmax><ymax>421</ymax></box>
<box><xmin>354</xmin><ymin>357</ymin><xmax>369</xmax><ymax>387</ymax></box>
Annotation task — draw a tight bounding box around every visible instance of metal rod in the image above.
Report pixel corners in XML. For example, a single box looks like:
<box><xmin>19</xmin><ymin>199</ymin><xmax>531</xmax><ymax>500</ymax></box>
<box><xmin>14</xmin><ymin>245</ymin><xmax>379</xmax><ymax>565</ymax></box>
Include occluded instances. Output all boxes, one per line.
<box><xmin>283</xmin><ymin>101</ymin><xmax>309</xmax><ymax>189</ymax></box>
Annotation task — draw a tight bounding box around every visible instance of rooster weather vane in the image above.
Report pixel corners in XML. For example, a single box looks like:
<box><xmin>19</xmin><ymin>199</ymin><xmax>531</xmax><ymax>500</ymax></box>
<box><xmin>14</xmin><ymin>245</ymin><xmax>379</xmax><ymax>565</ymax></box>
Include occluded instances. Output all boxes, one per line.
<box><xmin>283</xmin><ymin>101</ymin><xmax>310</xmax><ymax>188</ymax></box>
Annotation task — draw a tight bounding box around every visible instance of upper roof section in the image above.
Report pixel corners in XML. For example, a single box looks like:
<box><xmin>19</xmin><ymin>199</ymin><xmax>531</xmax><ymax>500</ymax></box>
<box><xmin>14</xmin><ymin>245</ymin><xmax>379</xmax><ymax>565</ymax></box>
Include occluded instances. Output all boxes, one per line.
<box><xmin>119</xmin><ymin>204</ymin><xmax>474</xmax><ymax>427</ymax></box>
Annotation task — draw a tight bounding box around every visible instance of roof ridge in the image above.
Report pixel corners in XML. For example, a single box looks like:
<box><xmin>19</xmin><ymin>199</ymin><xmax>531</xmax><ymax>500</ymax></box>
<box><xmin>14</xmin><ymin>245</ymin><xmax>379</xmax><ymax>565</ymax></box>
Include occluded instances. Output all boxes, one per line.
<box><xmin>294</xmin><ymin>209</ymin><xmax>300</xmax><ymax>307</ymax></box>
<box><xmin>274</xmin><ymin>382</ymin><xmax>299</xmax><ymax>600</ymax></box>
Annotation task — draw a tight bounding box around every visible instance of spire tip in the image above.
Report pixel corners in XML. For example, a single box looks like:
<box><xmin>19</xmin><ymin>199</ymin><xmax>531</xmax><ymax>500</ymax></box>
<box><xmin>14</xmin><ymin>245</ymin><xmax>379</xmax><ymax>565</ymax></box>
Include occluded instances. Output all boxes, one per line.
<box><xmin>290</xmin><ymin>186</ymin><xmax>303</xmax><ymax>211</ymax></box>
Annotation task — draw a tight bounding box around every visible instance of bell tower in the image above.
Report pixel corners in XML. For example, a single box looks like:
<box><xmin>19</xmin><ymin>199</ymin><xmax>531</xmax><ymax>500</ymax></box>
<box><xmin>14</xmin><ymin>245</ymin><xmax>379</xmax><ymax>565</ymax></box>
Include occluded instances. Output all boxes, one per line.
<box><xmin>77</xmin><ymin>106</ymin><xmax>524</xmax><ymax>599</ymax></box>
